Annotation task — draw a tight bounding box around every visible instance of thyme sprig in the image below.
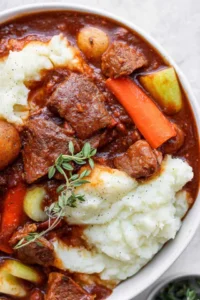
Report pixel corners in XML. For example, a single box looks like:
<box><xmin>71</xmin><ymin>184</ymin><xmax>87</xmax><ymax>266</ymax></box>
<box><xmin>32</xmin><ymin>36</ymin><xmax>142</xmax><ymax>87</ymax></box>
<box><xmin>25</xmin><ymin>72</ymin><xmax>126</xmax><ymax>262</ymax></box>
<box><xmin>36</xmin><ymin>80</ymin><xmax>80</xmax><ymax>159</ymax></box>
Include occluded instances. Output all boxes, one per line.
<box><xmin>48</xmin><ymin>141</ymin><xmax>96</xmax><ymax>179</ymax></box>
<box><xmin>186</xmin><ymin>289</ymin><xmax>200</xmax><ymax>300</ymax></box>
<box><xmin>155</xmin><ymin>280</ymin><xmax>200</xmax><ymax>300</ymax></box>
<box><xmin>14</xmin><ymin>142</ymin><xmax>96</xmax><ymax>250</ymax></box>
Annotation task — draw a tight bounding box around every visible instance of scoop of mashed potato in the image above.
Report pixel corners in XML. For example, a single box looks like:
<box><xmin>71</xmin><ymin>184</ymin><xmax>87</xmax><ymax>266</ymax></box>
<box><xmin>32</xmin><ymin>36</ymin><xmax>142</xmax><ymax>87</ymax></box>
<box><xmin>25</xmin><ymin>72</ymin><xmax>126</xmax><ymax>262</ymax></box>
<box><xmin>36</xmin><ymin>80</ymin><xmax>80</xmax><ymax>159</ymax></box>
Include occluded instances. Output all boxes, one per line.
<box><xmin>0</xmin><ymin>34</ymin><xmax>84</xmax><ymax>124</ymax></box>
<box><xmin>64</xmin><ymin>165</ymin><xmax>138</xmax><ymax>224</ymax></box>
<box><xmin>53</xmin><ymin>156</ymin><xmax>193</xmax><ymax>281</ymax></box>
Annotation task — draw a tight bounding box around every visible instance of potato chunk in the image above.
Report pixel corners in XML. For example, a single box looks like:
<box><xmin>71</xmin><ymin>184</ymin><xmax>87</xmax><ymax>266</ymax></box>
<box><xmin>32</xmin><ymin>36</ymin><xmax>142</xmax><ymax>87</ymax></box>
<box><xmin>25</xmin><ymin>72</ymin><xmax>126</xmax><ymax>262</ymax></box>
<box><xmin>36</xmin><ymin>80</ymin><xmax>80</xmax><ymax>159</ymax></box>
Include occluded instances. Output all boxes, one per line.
<box><xmin>0</xmin><ymin>259</ymin><xmax>42</xmax><ymax>297</ymax></box>
<box><xmin>23</xmin><ymin>186</ymin><xmax>48</xmax><ymax>222</ymax></box>
<box><xmin>0</xmin><ymin>120</ymin><xmax>21</xmax><ymax>170</ymax></box>
<box><xmin>140</xmin><ymin>67</ymin><xmax>183</xmax><ymax>115</ymax></box>
<box><xmin>77</xmin><ymin>26</ymin><xmax>109</xmax><ymax>59</ymax></box>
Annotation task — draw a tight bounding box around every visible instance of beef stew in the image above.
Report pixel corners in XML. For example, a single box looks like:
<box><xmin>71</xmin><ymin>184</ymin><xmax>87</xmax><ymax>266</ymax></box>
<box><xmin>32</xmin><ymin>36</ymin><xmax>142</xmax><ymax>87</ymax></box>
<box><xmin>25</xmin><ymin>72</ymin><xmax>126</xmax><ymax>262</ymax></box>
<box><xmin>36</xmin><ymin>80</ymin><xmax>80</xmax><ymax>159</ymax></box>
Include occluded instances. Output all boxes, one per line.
<box><xmin>0</xmin><ymin>11</ymin><xmax>199</xmax><ymax>300</ymax></box>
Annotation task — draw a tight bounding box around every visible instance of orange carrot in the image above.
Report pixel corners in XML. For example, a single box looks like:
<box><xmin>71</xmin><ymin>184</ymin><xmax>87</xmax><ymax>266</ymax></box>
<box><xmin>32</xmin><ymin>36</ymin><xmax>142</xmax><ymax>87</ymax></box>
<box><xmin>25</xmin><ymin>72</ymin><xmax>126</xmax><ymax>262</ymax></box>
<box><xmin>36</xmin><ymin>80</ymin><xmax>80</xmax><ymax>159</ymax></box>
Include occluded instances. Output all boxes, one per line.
<box><xmin>0</xmin><ymin>184</ymin><xmax>26</xmax><ymax>253</ymax></box>
<box><xmin>106</xmin><ymin>77</ymin><xmax>176</xmax><ymax>148</ymax></box>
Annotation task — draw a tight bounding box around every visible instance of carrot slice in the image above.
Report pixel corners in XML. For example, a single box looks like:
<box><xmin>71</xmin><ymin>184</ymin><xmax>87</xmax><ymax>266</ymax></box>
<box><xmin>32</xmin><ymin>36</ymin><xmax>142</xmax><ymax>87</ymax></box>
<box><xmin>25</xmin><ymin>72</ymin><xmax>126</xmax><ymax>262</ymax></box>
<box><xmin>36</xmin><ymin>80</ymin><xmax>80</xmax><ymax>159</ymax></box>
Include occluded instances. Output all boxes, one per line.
<box><xmin>0</xmin><ymin>184</ymin><xmax>26</xmax><ymax>253</ymax></box>
<box><xmin>106</xmin><ymin>77</ymin><xmax>176</xmax><ymax>148</ymax></box>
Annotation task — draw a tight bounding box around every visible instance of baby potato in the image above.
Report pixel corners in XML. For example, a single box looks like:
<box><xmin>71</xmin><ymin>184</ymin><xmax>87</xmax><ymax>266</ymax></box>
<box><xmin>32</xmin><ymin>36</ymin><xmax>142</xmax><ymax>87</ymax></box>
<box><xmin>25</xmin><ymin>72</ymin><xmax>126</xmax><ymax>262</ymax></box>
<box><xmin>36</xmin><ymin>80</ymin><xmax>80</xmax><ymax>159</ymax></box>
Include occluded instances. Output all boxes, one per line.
<box><xmin>24</xmin><ymin>186</ymin><xmax>47</xmax><ymax>222</ymax></box>
<box><xmin>0</xmin><ymin>120</ymin><xmax>21</xmax><ymax>170</ymax></box>
<box><xmin>77</xmin><ymin>26</ymin><xmax>109</xmax><ymax>59</ymax></box>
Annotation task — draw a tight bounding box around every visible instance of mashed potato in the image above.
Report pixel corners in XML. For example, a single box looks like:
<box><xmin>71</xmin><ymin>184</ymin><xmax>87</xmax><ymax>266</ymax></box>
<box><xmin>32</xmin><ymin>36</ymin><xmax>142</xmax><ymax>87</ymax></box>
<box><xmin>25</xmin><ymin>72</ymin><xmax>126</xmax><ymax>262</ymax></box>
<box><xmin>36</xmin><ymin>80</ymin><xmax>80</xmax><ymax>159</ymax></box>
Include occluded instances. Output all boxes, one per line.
<box><xmin>0</xmin><ymin>34</ymin><xmax>84</xmax><ymax>124</ymax></box>
<box><xmin>64</xmin><ymin>165</ymin><xmax>138</xmax><ymax>225</ymax></box>
<box><xmin>53</xmin><ymin>156</ymin><xmax>193</xmax><ymax>281</ymax></box>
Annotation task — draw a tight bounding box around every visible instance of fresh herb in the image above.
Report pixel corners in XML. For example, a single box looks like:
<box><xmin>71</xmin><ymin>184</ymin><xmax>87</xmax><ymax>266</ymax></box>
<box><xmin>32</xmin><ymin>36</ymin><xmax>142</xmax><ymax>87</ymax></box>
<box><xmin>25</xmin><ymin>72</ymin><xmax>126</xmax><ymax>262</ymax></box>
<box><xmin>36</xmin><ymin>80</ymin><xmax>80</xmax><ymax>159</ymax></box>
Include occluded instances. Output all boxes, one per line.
<box><xmin>48</xmin><ymin>141</ymin><xmax>96</xmax><ymax>178</ymax></box>
<box><xmin>186</xmin><ymin>289</ymin><xmax>199</xmax><ymax>300</ymax></box>
<box><xmin>14</xmin><ymin>142</ymin><xmax>96</xmax><ymax>250</ymax></box>
<box><xmin>155</xmin><ymin>278</ymin><xmax>200</xmax><ymax>300</ymax></box>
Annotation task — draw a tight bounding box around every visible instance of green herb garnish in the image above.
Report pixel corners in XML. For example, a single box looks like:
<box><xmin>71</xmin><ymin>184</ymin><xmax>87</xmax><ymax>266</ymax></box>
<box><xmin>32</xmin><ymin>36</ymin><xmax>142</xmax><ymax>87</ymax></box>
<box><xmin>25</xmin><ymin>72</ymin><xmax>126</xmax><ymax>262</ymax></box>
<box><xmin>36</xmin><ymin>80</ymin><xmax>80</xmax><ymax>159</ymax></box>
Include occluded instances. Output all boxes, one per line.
<box><xmin>186</xmin><ymin>289</ymin><xmax>200</xmax><ymax>300</ymax></box>
<box><xmin>155</xmin><ymin>278</ymin><xmax>200</xmax><ymax>300</ymax></box>
<box><xmin>14</xmin><ymin>142</ymin><xmax>96</xmax><ymax>250</ymax></box>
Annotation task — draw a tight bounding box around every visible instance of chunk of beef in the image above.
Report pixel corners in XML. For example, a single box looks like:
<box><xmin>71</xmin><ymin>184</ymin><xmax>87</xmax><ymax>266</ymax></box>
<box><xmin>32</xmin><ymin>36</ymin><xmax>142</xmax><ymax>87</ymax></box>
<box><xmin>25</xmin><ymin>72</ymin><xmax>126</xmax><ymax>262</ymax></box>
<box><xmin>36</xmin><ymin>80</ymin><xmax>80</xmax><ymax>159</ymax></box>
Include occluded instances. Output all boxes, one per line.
<box><xmin>10</xmin><ymin>223</ymin><xmax>54</xmax><ymax>267</ymax></box>
<box><xmin>22</xmin><ymin>118</ymin><xmax>80</xmax><ymax>183</ymax></box>
<box><xmin>0</xmin><ymin>158</ymin><xmax>24</xmax><ymax>189</ymax></box>
<box><xmin>101</xmin><ymin>41</ymin><xmax>148</xmax><ymax>78</ymax></box>
<box><xmin>9</xmin><ymin>223</ymin><xmax>37</xmax><ymax>247</ymax></box>
<box><xmin>94</xmin><ymin>129</ymin><xmax>141</xmax><ymax>168</ymax></box>
<box><xmin>17</xmin><ymin>237</ymin><xmax>54</xmax><ymax>267</ymax></box>
<box><xmin>101</xmin><ymin>129</ymin><xmax>141</xmax><ymax>157</ymax></box>
<box><xmin>48</xmin><ymin>73</ymin><xmax>112</xmax><ymax>139</ymax></box>
<box><xmin>45</xmin><ymin>273</ymin><xmax>94</xmax><ymax>300</ymax></box>
<box><xmin>88</xmin><ymin>69</ymin><xmax>133</xmax><ymax>125</ymax></box>
<box><xmin>161</xmin><ymin>124</ymin><xmax>185</xmax><ymax>154</ymax></box>
<box><xmin>87</xmin><ymin>129</ymin><xmax>117</xmax><ymax>149</ymax></box>
<box><xmin>29</xmin><ymin>107</ymin><xmax>63</xmax><ymax>126</ymax></box>
<box><xmin>114</xmin><ymin>140</ymin><xmax>162</xmax><ymax>178</ymax></box>
<box><xmin>63</xmin><ymin>121</ymin><xmax>75</xmax><ymax>136</ymax></box>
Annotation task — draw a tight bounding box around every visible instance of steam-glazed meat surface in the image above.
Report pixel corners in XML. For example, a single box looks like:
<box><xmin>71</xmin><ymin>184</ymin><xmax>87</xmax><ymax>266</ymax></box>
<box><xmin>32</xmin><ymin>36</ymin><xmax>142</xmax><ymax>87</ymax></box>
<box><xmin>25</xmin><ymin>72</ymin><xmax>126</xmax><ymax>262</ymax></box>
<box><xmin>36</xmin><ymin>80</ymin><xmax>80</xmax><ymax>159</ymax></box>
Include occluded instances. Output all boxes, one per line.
<box><xmin>101</xmin><ymin>41</ymin><xmax>148</xmax><ymax>78</ymax></box>
<box><xmin>17</xmin><ymin>237</ymin><xmax>54</xmax><ymax>266</ymax></box>
<box><xmin>10</xmin><ymin>223</ymin><xmax>54</xmax><ymax>266</ymax></box>
<box><xmin>87</xmin><ymin>129</ymin><xmax>118</xmax><ymax>149</ymax></box>
<box><xmin>9</xmin><ymin>223</ymin><xmax>38</xmax><ymax>246</ymax></box>
<box><xmin>22</xmin><ymin>117</ymin><xmax>80</xmax><ymax>183</ymax></box>
<box><xmin>114</xmin><ymin>140</ymin><xmax>162</xmax><ymax>178</ymax></box>
<box><xmin>48</xmin><ymin>73</ymin><xmax>112</xmax><ymax>139</ymax></box>
<box><xmin>45</xmin><ymin>273</ymin><xmax>94</xmax><ymax>300</ymax></box>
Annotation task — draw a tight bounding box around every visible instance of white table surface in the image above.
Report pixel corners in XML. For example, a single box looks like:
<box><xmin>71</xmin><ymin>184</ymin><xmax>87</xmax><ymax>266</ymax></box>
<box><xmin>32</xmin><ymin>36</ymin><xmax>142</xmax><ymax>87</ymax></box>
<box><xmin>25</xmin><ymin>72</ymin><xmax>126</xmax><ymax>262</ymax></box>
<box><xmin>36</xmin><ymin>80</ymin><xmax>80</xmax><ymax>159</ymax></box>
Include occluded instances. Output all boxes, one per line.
<box><xmin>0</xmin><ymin>0</ymin><xmax>199</xmax><ymax>299</ymax></box>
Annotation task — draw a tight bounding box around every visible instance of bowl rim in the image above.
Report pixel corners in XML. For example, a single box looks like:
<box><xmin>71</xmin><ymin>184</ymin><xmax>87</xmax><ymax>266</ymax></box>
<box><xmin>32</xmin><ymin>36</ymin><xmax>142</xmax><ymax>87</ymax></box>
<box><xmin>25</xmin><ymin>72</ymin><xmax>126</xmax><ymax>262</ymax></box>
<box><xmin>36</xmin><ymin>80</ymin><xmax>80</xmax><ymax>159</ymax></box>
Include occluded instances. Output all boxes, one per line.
<box><xmin>0</xmin><ymin>3</ymin><xmax>199</xmax><ymax>300</ymax></box>
<box><xmin>147</xmin><ymin>272</ymin><xmax>200</xmax><ymax>300</ymax></box>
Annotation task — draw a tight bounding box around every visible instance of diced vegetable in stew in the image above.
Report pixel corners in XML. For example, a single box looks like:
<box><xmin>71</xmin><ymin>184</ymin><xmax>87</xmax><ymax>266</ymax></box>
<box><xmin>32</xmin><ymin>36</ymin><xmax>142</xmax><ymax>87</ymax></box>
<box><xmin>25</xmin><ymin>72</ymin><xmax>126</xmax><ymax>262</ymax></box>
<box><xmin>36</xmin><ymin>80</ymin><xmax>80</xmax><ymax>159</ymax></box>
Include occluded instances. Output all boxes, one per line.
<box><xmin>140</xmin><ymin>67</ymin><xmax>183</xmax><ymax>115</ymax></box>
<box><xmin>23</xmin><ymin>186</ymin><xmax>48</xmax><ymax>222</ymax></box>
<box><xmin>0</xmin><ymin>259</ymin><xmax>43</xmax><ymax>298</ymax></box>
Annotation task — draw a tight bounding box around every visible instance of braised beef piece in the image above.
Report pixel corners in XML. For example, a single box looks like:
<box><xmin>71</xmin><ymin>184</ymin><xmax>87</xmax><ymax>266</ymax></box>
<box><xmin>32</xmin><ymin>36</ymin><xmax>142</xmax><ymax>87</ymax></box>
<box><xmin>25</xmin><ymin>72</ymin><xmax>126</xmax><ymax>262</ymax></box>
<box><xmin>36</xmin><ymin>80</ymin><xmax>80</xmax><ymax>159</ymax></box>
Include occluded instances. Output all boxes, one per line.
<box><xmin>42</xmin><ymin>180</ymin><xmax>60</xmax><ymax>208</ymax></box>
<box><xmin>22</xmin><ymin>117</ymin><xmax>80</xmax><ymax>183</ymax></box>
<box><xmin>29</xmin><ymin>107</ymin><xmax>63</xmax><ymax>126</ymax></box>
<box><xmin>87</xmin><ymin>129</ymin><xmax>118</xmax><ymax>149</ymax></box>
<box><xmin>10</xmin><ymin>223</ymin><xmax>54</xmax><ymax>266</ymax></box>
<box><xmin>101</xmin><ymin>41</ymin><xmax>148</xmax><ymax>78</ymax></box>
<box><xmin>94</xmin><ymin>129</ymin><xmax>141</xmax><ymax>167</ymax></box>
<box><xmin>161</xmin><ymin>124</ymin><xmax>185</xmax><ymax>154</ymax></box>
<box><xmin>100</xmin><ymin>129</ymin><xmax>141</xmax><ymax>157</ymax></box>
<box><xmin>0</xmin><ymin>158</ymin><xmax>24</xmax><ymax>188</ymax></box>
<box><xmin>63</xmin><ymin>121</ymin><xmax>75</xmax><ymax>136</ymax></box>
<box><xmin>9</xmin><ymin>223</ymin><xmax>37</xmax><ymax>247</ymax></box>
<box><xmin>45</xmin><ymin>273</ymin><xmax>94</xmax><ymax>300</ymax></box>
<box><xmin>89</xmin><ymin>70</ymin><xmax>133</xmax><ymax>126</ymax></box>
<box><xmin>48</xmin><ymin>73</ymin><xmax>112</xmax><ymax>140</ymax></box>
<box><xmin>10</xmin><ymin>221</ymin><xmax>61</xmax><ymax>247</ymax></box>
<box><xmin>16</xmin><ymin>237</ymin><xmax>54</xmax><ymax>267</ymax></box>
<box><xmin>114</xmin><ymin>140</ymin><xmax>162</xmax><ymax>178</ymax></box>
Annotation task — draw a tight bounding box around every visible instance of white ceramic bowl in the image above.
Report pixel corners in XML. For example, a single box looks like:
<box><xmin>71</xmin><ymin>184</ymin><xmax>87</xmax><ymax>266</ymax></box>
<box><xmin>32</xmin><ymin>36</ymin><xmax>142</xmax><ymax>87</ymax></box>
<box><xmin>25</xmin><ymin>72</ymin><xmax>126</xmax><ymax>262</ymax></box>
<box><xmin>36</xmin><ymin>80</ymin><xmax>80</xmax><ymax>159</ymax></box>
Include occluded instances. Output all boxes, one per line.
<box><xmin>0</xmin><ymin>3</ymin><xmax>199</xmax><ymax>300</ymax></box>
